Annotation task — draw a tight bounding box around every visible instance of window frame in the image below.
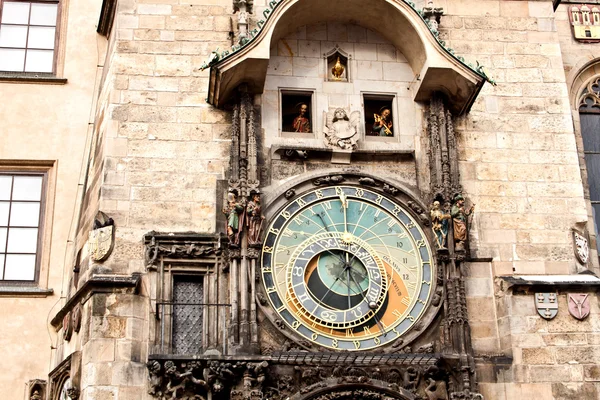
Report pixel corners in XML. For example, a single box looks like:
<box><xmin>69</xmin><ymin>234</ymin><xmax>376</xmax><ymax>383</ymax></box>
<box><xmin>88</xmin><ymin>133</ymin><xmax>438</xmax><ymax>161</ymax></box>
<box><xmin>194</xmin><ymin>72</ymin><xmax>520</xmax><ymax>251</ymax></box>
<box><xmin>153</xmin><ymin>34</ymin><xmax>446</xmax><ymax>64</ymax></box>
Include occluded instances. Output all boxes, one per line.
<box><xmin>361</xmin><ymin>92</ymin><xmax>398</xmax><ymax>142</ymax></box>
<box><xmin>0</xmin><ymin>0</ymin><xmax>63</xmax><ymax>75</ymax></box>
<box><xmin>0</xmin><ymin>170</ymin><xmax>48</xmax><ymax>284</ymax></box>
<box><xmin>279</xmin><ymin>88</ymin><xmax>317</xmax><ymax>139</ymax></box>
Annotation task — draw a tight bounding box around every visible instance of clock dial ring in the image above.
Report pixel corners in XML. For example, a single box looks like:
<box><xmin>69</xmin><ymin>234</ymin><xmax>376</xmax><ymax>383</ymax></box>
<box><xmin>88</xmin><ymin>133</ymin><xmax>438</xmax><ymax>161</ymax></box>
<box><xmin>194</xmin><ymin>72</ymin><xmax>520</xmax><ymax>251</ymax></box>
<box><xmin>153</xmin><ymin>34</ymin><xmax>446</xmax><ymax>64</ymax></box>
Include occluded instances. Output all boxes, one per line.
<box><xmin>261</xmin><ymin>185</ymin><xmax>435</xmax><ymax>351</ymax></box>
<box><xmin>286</xmin><ymin>232</ymin><xmax>389</xmax><ymax>329</ymax></box>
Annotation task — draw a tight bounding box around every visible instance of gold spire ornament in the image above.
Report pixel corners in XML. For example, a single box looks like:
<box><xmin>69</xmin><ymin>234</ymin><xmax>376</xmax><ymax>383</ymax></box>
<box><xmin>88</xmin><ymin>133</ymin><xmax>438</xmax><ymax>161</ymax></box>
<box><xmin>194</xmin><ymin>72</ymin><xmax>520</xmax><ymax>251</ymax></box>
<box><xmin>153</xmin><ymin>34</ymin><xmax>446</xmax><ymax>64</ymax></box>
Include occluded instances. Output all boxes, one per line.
<box><xmin>331</xmin><ymin>56</ymin><xmax>345</xmax><ymax>80</ymax></box>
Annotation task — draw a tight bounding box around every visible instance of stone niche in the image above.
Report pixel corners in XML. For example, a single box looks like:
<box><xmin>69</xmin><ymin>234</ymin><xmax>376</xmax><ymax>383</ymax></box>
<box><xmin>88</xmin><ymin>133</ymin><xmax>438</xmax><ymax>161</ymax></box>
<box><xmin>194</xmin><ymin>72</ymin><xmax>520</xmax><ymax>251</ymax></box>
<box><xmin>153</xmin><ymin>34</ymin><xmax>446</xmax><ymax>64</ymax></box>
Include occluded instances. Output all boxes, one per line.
<box><xmin>261</xmin><ymin>22</ymin><xmax>419</xmax><ymax>152</ymax></box>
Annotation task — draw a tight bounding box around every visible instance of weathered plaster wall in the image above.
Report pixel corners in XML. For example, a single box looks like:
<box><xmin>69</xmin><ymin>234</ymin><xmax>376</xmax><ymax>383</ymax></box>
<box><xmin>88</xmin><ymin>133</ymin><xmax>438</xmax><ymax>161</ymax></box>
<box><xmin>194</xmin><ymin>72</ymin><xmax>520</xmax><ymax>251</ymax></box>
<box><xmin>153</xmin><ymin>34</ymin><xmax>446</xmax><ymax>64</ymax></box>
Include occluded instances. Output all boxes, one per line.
<box><xmin>0</xmin><ymin>0</ymin><xmax>101</xmax><ymax>397</ymax></box>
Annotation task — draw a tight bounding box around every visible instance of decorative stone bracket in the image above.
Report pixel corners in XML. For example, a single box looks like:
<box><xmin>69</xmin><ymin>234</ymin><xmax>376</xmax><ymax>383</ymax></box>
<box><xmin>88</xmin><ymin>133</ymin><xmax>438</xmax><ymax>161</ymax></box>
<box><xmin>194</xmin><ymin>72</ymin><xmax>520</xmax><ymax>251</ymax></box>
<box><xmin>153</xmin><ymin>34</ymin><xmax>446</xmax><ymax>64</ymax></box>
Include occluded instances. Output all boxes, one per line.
<box><xmin>144</xmin><ymin>232</ymin><xmax>224</xmax><ymax>268</ymax></box>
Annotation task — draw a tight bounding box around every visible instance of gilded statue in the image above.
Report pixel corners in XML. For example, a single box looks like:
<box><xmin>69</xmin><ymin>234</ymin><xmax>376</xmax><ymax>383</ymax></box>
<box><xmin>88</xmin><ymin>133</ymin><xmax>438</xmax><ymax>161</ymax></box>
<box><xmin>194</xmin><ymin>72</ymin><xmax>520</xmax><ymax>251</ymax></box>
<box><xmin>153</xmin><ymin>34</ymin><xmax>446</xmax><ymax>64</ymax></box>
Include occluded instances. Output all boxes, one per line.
<box><xmin>331</xmin><ymin>56</ymin><xmax>345</xmax><ymax>80</ymax></box>
<box><xmin>323</xmin><ymin>108</ymin><xmax>361</xmax><ymax>150</ymax></box>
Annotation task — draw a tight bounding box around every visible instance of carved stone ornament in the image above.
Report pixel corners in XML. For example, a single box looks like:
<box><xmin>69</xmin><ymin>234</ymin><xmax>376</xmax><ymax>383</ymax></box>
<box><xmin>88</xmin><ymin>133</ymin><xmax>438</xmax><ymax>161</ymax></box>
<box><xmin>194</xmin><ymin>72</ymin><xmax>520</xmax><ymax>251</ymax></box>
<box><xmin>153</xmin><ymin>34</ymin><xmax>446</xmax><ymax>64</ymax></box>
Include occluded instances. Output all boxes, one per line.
<box><xmin>27</xmin><ymin>379</ymin><xmax>46</xmax><ymax>400</ymax></box>
<box><xmin>569</xmin><ymin>5</ymin><xmax>600</xmax><ymax>42</ymax></box>
<box><xmin>568</xmin><ymin>293</ymin><xmax>591</xmax><ymax>320</ymax></box>
<box><xmin>323</xmin><ymin>108</ymin><xmax>361</xmax><ymax>150</ymax></box>
<box><xmin>88</xmin><ymin>225</ymin><xmax>114</xmax><ymax>262</ymax></box>
<box><xmin>72</xmin><ymin>304</ymin><xmax>82</xmax><ymax>333</ymax></box>
<box><xmin>63</xmin><ymin>312</ymin><xmax>73</xmax><ymax>341</ymax></box>
<box><xmin>535</xmin><ymin>292</ymin><xmax>558</xmax><ymax>320</ymax></box>
<box><xmin>573</xmin><ymin>231</ymin><xmax>589</xmax><ymax>265</ymax></box>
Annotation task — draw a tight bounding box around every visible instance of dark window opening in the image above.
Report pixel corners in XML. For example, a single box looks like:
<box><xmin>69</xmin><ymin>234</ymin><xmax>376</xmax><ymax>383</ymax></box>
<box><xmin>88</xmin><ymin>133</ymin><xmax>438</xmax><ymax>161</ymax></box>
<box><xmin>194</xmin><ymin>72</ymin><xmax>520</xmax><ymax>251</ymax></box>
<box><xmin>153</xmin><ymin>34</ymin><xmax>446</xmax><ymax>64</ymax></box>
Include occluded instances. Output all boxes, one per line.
<box><xmin>364</xmin><ymin>95</ymin><xmax>394</xmax><ymax>137</ymax></box>
<box><xmin>281</xmin><ymin>92</ymin><xmax>312</xmax><ymax>133</ymax></box>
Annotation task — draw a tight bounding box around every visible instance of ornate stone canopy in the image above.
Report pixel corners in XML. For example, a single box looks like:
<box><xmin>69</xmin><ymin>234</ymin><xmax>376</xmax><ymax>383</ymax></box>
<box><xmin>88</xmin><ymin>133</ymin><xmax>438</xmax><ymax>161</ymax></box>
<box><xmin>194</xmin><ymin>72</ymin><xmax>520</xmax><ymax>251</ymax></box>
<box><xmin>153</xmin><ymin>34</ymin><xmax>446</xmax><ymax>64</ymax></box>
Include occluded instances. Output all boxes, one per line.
<box><xmin>207</xmin><ymin>0</ymin><xmax>487</xmax><ymax>114</ymax></box>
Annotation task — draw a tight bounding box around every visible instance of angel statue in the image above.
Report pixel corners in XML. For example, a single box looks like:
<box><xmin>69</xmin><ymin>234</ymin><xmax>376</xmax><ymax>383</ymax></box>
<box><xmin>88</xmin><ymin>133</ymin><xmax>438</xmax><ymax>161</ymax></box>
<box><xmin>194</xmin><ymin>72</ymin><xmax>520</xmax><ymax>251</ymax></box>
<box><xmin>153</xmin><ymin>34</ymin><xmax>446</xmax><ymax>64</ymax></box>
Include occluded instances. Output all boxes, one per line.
<box><xmin>323</xmin><ymin>108</ymin><xmax>361</xmax><ymax>150</ymax></box>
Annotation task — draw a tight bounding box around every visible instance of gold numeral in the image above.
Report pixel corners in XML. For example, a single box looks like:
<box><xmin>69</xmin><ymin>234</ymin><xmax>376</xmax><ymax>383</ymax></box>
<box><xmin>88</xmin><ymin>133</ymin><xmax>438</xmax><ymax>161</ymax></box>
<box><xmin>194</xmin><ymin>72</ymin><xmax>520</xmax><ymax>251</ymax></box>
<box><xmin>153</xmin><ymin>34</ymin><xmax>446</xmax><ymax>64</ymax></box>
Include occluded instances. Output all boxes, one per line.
<box><xmin>263</xmin><ymin>246</ymin><xmax>274</xmax><ymax>254</ymax></box>
<box><xmin>416</xmin><ymin>240</ymin><xmax>426</xmax><ymax>248</ymax></box>
<box><xmin>374</xmin><ymin>337</ymin><xmax>381</xmax><ymax>345</ymax></box>
<box><xmin>363</xmin><ymin>326</ymin><xmax>372</xmax><ymax>335</ymax></box>
<box><xmin>417</xmin><ymin>299</ymin><xmax>426</xmax><ymax>305</ymax></box>
<box><xmin>405</xmin><ymin>221</ymin><xmax>415</xmax><ymax>229</ymax></box>
<box><xmin>316</xmin><ymin>190</ymin><xmax>324</xmax><ymax>199</ymax></box>
<box><xmin>335</xmin><ymin>187</ymin><xmax>344</xmax><ymax>196</ymax></box>
<box><xmin>277</xmin><ymin>305</ymin><xmax>286</xmax><ymax>312</ymax></box>
<box><xmin>283</xmin><ymin>229</ymin><xmax>293</xmax><ymax>237</ymax></box>
<box><xmin>353</xmin><ymin>340</ymin><xmax>361</xmax><ymax>349</ymax></box>
<box><xmin>266</xmin><ymin>286</ymin><xmax>276</xmax><ymax>293</ymax></box>
<box><xmin>355</xmin><ymin>188</ymin><xmax>364</xmax><ymax>197</ymax></box>
<box><xmin>345</xmin><ymin>329</ymin><xmax>354</xmax><ymax>337</ymax></box>
<box><xmin>392</xmin><ymin>309</ymin><xmax>402</xmax><ymax>318</ymax></box>
<box><xmin>422</xmin><ymin>280</ymin><xmax>431</xmax><ymax>285</ymax></box>
<box><xmin>269</xmin><ymin>227</ymin><xmax>280</xmax><ymax>235</ymax></box>
<box><xmin>401</xmin><ymin>297</ymin><xmax>411</xmax><ymax>306</ymax></box>
<box><xmin>311</xmin><ymin>332</ymin><xmax>318</xmax><ymax>340</ymax></box>
<box><xmin>323</xmin><ymin>202</ymin><xmax>332</xmax><ymax>210</ymax></box>
<box><xmin>282</xmin><ymin>211</ymin><xmax>291</xmax><ymax>219</ymax></box>
<box><xmin>393</xmin><ymin>205</ymin><xmax>402</xmax><ymax>216</ymax></box>
<box><xmin>262</xmin><ymin>267</ymin><xmax>272</xmax><ymax>273</ymax></box>
<box><xmin>375</xmin><ymin>195</ymin><xmax>383</xmax><ymax>205</ymax></box>
<box><xmin>407</xmin><ymin>316</ymin><xmax>415</xmax><ymax>322</ymax></box>
<box><xmin>292</xmin><ymin>321</ymin><xmax>301</xmax><ymax>329</ymax></box>
<box><xmin>297</xmin><ymin>198</ymin><xmax>307</xmax><ymax>207</ymax></box>
<box><xmin>387</xmin><ymin>219</ymin><xmax>395</xmax><ymax>228</ymax></box>
<box><xmin>332</xmin><ymin>339</ymin><xmax>339</xmax><ymax>348</ymax></box>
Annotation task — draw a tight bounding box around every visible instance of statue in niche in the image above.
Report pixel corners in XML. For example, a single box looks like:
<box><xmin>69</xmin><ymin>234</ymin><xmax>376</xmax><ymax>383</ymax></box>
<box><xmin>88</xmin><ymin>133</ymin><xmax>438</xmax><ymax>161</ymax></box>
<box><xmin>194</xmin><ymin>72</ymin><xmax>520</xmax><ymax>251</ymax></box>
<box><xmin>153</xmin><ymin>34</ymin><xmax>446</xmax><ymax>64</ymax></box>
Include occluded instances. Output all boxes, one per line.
<box><xmin>451</xmin><ymin>194</ymin><xmax>475</xmax><ymax>251</ymax></box>
<box><xmin>430</xmin><ymin>200</ymin><xmax>451</xmax><ymax>249</ymax></box>
<box><xmin>293</xmin><ymin>103</ymin><xmax>311</xmax><ymax>133</ymax></box>
<box><xmin>223</xmin><ymin>189</ymin><xmax>245</xmax><ymax>247</ymax></box>
<box><xmin>323</xmin><ymin>108</ymin><xmax>361</xmax><ymax>150</ymax></box>
<box><xmin>373</xmin><ymin>107</ymin><xmax>393</xmax><ymax>136</ymax></box>
<box><xmin>246</xmin><ymin>190</ymin><xmax>264</xmax><ymax>246</ymax></box>
<box><xmin>331</xmin><ymin>56</ymin><xmax>345</xmax><ymax>80</ymax></box>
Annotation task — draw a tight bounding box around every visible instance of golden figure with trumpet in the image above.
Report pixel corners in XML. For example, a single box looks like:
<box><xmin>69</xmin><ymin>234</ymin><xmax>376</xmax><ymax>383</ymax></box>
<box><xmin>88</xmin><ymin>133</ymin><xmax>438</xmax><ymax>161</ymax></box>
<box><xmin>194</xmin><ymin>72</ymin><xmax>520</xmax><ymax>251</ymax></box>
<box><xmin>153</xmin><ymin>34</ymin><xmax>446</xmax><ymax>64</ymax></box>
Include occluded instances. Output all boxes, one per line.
<box><xmin>372</xmin><ymin>107</ymin><xmax>393</xmax><ymax>136</ymax></box>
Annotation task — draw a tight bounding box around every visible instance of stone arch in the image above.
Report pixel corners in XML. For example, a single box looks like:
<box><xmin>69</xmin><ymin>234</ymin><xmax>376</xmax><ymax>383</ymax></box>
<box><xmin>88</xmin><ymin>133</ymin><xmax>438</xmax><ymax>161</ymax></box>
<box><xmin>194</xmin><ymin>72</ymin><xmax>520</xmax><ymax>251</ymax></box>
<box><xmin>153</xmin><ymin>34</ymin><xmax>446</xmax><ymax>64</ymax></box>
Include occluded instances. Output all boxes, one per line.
<box><xmin>290</xmin><ymin>380</ymin><xmax>417</xmax><ymax>400</ymax></box>
<box><xmin>207</xmin><ymin>0</ymin><xmax>486</xmax><ymax>114</ymax></box>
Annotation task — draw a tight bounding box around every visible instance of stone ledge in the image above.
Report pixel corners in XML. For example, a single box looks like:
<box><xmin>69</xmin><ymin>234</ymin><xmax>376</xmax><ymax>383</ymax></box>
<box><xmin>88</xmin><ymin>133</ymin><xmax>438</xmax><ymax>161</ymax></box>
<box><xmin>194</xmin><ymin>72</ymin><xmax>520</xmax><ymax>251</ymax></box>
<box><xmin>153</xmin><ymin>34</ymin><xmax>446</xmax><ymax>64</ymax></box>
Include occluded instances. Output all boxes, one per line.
<box><xmin>0</xmin><ymin>286</ymin><xmax>54</xmax><ymax>297</ymax></box>
<box><xmin>498</xmin><ymin>273</ymin><xmax>600</xmax><ymax>293</ymax></box>
<box><xmin>0</xmin><ymin>73</ymin><xmax>67</xmax><ymax>85</ymax></box>
<box><xmin>50</xmin><ymin>273</ymin><xmax>141</xmax><ymax>328</ymax></box>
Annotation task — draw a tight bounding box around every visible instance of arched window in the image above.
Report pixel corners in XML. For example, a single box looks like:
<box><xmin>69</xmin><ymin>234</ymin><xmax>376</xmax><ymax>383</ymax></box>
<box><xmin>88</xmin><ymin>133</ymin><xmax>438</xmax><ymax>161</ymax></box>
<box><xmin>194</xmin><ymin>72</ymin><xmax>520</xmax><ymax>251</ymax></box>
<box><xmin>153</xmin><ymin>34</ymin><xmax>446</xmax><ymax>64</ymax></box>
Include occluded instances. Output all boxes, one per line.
<box><xmin>579</xmin><ymin>77</ymin><xmax>600</xmax><ymax>251</ymax></box>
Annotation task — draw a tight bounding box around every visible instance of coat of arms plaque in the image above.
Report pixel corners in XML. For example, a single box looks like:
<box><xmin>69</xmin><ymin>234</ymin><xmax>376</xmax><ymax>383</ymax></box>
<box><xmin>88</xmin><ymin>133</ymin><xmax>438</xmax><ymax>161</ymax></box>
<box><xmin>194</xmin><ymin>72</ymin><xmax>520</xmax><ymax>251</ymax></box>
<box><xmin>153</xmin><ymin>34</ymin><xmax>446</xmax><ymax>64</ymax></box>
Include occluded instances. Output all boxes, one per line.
<box><xmin>535</xmin><ymin>292</ymin><xmax>558</xmax><ymax>320</ymax></box>
<box><xmin>573</xmin><ymin>231</ymin><xmax>589</xmax><ymax>265</ymax></box>
<box><xmin>88</xmin><ymin>225</ymin><xmax>115</xmax><ymax>262</ymax></box>
<box><xmin>568</xmin><ymin>293</ymin><xmax>590</xmax><ymax>320</ymax></box>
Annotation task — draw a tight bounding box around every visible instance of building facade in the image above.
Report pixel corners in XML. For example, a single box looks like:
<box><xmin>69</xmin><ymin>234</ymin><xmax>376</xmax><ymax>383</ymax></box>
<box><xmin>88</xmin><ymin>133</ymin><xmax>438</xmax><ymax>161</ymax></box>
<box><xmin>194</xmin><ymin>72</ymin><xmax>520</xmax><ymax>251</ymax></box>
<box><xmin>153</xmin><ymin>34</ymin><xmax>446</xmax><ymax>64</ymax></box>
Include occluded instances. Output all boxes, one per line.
<box><xmin>1</xmin><ymin>0</ymin><xmax>600</xmax><ymax>399</ymax></box>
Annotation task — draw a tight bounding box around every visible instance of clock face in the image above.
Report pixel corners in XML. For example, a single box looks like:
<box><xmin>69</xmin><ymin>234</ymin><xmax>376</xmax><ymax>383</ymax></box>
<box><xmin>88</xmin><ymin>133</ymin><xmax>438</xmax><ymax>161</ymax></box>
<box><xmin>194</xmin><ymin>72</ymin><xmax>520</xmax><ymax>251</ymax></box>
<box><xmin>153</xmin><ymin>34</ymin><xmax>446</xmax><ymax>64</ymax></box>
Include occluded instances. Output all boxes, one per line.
<box><xmin>261</xmin><ymin>185</ymin><xmax>434</xmax><ymax>350</ymax></box>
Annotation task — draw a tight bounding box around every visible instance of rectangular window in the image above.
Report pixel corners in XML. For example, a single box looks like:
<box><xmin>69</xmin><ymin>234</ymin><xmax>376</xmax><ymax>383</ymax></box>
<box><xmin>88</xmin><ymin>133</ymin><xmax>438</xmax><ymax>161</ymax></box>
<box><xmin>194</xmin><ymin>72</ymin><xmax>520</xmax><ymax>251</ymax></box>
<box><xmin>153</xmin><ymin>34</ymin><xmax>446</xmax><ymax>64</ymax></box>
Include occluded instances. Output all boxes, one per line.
<box><xmin>363</xmin><ymin>94</ymin><xmax>395</xmax><ymax>138</ymax></box>
<box><xmin>280</xmin><ymin>89</ymin><xmax>314</xmax><ymax>137</ymax></box>
<box><xmin>0</xmin><ymin>172</ymin><xmax>46</xmax><ymax>281</ymax></box>
<box><xmin>172</xmin><ymin>275</ymin><xmax>204</xmax><ymax>354</ymax></box>
<box><xmin>0</xmin><ymin>0</ymin><xmax>59</xmax><ymax>73</ymax></box>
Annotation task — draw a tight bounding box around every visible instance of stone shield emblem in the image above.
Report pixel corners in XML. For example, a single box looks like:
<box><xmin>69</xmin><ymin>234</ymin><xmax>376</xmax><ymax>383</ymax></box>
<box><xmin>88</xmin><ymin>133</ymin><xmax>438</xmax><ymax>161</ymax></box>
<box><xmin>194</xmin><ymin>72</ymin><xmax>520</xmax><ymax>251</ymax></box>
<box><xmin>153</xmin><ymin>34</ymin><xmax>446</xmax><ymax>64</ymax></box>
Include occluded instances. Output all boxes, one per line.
<box><xmin>568</xmin><ymin>293</ymin><xmax>590</xmax><ymax>320</ymax></box>
<box><xmin>88</xmin><ymin>225</ymin><xmax>115</xmax><ymax>262</ymax></box>
<box><xmin>535</xmin><ymin>292</ymin><xmax>558</xmax><ymax>320</ymax></box>
<box><xmin>573</xmin><ymin>231</ymin><xmax>589</xmax><ymax>265</ymax></box>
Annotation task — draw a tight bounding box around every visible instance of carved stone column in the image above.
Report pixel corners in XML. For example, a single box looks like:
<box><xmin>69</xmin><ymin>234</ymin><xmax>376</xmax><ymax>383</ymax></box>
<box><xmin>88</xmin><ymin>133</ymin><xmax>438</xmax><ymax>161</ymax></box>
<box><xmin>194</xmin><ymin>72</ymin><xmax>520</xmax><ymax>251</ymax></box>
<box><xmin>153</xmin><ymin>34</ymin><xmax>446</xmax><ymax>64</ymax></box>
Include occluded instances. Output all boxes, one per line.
<box><xmin>427</xmin><ymin>93</ymin><xmax>480</xmax><ymax>398</ymax></box>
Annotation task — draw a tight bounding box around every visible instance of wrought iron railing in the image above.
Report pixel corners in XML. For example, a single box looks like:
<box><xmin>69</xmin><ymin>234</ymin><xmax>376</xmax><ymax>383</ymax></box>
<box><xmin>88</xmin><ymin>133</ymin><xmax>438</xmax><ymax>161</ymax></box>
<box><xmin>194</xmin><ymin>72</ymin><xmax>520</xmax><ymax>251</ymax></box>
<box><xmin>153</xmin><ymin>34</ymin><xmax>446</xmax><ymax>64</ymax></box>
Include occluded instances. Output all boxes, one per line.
<box><xmin>155</xmin><ymin>301</ymin><xmax>231</xmax><ymax>356</ymax></box>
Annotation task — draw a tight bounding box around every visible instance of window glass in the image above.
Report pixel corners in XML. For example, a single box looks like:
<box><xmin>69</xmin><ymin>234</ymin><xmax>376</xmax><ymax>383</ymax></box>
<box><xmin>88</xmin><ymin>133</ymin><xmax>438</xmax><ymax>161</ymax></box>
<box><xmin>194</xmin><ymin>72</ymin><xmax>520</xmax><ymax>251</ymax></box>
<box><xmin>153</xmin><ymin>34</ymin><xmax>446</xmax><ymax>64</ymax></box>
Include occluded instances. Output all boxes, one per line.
<box><xmin>28</xmin><ymin>26</ymin><xmax>55</xmax><ymax>49</ymax></box>
<box><xmin>0</xmin><ymin>173</ymin><xmax>45</xmax><ymax>282</ymax></box>
<box><xmin>12</xmin><ymin>176</ymin><xmax>43</xmax><ymax>200</ymax></box>
<box><xmin>1</xmin><ymin>2</ymin><xmax>30</xmax><ymax>24</ymax></box>
<box><xmin>0</xmin><ymin>1</ymin><xmax>59</xmax><ymax>73</ymax></box>
<box><xmin>30</xmin><ymin>3</ymin><xmax>57</xmax><ymax>25</ymax></box>
<box><xmin>25</xmin><ymin>49</ymin><xmax>53</xmax><ymax>72</ymax></box>
<box><xmin>10</xmin><ymin>202</ymin><xmax>40</xmax><ymax>226</ymax></box>
<box><xmin>7</xmin><ymin>227</ymin><xmax>38</xmax><ymax>253</ymax></box>
<box><xmin>0</xmin><ymin>24</ymin><xmax>27</xmax><ymax>47</ymax></box>
<box><xmin>4</xmin><ymin>254</ymin><xmax>36</xmax><ymax>280</ymax></box>
<box><xmin>0</xmin><ymin>48</ymin><xmax>25</xmax><ymax>71</ymax></box>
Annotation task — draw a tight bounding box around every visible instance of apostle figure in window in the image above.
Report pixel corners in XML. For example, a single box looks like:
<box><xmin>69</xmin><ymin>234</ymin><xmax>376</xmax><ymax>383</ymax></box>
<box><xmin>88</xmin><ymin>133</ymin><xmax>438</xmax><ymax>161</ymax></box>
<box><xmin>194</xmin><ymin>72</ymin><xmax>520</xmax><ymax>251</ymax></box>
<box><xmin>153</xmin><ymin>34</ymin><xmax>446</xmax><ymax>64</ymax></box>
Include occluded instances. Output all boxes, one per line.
<box><xmin>293</xmin><ymin>103</ymin><xmax>311</xmax><ymax>133</ymax></box>
<box><xmin>373</xmin><ymin>107</ymin><xmax>393</xmax><ymax>136</ymax></box>
<box><xmin>451</xmin><ymin>194</ymin><xmax>475</xmax><ymax>252</ymax></box>
<box><xmin>246</xmin><ymin>190</ymin><xmax>264</xmax><ymax>246</ymax></box>
<box><xmin>223</xmin><ymin>190</ymin><xmax>245</xmax><ymax>247</ymax></box>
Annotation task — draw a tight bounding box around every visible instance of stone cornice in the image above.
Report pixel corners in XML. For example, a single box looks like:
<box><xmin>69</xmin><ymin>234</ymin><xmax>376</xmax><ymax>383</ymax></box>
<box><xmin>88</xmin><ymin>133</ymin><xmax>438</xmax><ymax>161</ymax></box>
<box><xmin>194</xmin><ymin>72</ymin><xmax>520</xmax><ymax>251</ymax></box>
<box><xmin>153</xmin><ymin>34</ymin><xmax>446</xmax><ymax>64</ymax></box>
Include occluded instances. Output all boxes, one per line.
<box><xmin>50</xmin><ymin>274</ymin><xmax>141</xmax><ymax>328</ymax></box>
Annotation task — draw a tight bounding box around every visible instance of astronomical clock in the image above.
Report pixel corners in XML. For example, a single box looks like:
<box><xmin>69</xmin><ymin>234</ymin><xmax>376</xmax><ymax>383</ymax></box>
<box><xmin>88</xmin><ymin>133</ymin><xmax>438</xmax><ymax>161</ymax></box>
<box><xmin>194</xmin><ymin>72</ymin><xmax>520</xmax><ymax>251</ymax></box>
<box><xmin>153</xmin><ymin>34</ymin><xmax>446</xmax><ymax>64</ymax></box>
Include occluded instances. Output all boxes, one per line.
<box><xmin>260</xmin><ymin>184</ymin><xmax>436</xmax><ymax>351</ymax></box>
